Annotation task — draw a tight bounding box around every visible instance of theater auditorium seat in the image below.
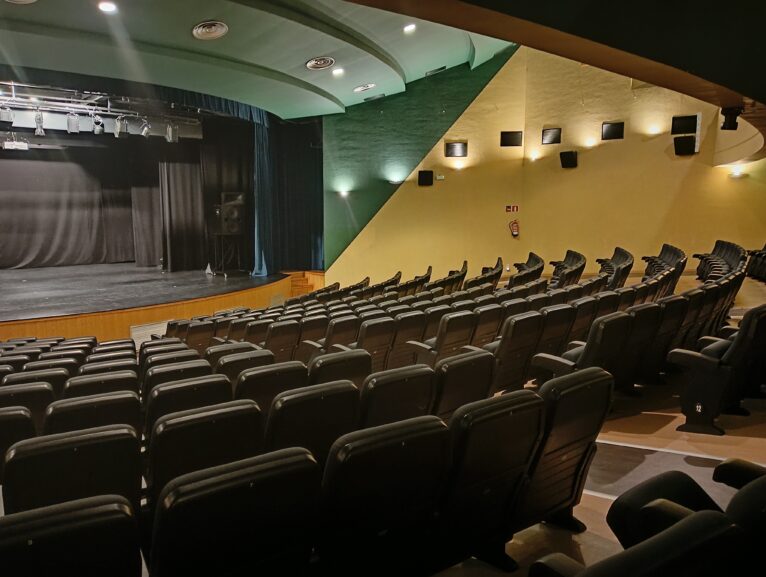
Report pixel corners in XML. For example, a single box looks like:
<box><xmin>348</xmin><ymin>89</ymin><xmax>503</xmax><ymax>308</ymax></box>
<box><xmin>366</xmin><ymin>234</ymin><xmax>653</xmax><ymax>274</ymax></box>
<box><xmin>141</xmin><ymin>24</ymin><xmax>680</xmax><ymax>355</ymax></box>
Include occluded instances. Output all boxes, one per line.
<box><xmin>142</xmin><ymin>359</ymin><xmax>212</xmax><ymax>398</ymax></box>
<box><xmin>85</xmin><ymin>350</ymin><xmax>135</xmax><ymax>364</ymax></box>
<box><xmin>214</xmin><ymin>349</ymin><xmax>274</xmax><ymax>384</ymax></box>
<box><xmin>2</xmin><ymin>368</ymin><xmax>70</xmax><ymax>398</ymax></box>
<box><xmin>42</xmin><ymin>391</ymin><xmax>142</xmax><ymax>435</ymax></box>
<box><xmin>484</xmin><ymin>311</ymin><xmax>544</xmax><ymax>392</ymax></box>
<box><xmin>611</xmin><ymin>303</ymin><xmax>662</xmax><ymax>393</ymax></box>
<box><xmin>335</xmin><ymin>316</ymin><xmax>396</xmax><ymax>372</ymax></box>
<box><xmin>471</xmin><ymin>303</ymin><xmax>504</xmax><ymax>348</ymax></box>
<box><xmin>235</xmin><ymin>361</ymin><xmax>308</xmax><ymax>416</ymax></box>
<box><xmin>639</xmin><ymin>295</ymin><xmax>689</xmax><ymax>382</ymax></box>
<box><xmin>307</xmin><ymin>349</ymin><xmax>371</xmax><ymax>388</ymax></box>
<box><xmin>147</xmin><ymin>400</ymin><xmax>262</xmax><ymax>506</ymax></box>
<box><xmin>0</xmin><ymin>406</ymin><xmax>36</xmax><ymax>477</ymax></box>
<box><xmin>567</xmin><ymin>297</ymin><xmax>598</xmax><ymax>343</ymax></box>
<box><xmin>150</xmin><ymin>448</ymin><xmax>320</xmax><ymax>577</ymax></box>
<box><xmin>144</xmin><ymin>349</ymin><xmax>200</xmax><ymax>376</ymax></box>
<box><xmin>264</xmin><ymin>381</ymin><xmax>359</xmax><ymax>466</ymax></box>
<box><xmin>259</xmin><ymin>320</ymin><xmax>301</xmax><ymax>363</ymax></box>
<box><xmin>2</xmin><ymin>424</ymin><xmax>141</xmax><ymax>515</ymax></box>
<box><xmin>408</xmin><ymin>310</ymin><xmax>477</xmax><ymax>367</ymax></box>
<box><xmin>386</xmin><ymin>311</ymin><xmax>426</xmax><ymax>369</ymax></box>
<box><xmin>79</xmin><ymin>359</ymin><xmax>139</xmax><ymax>377</ymax></box>
<box><xmin>0</xmin><ymin>383</ymin><xmax>55</xmax><ymax>434</ymax></box>
<box><xmin>358</xmin><ymin>365</ymin><xmax>435</xmax><ymax>428</ymax></box>
<box><xmin>62</xmin><ymin>370</ymin><xmax>139</xmax><ymax>398</ymax></box>
<box><xmin>431</xmin><ymin>349</ymin><xmax>494</xmax><ymax>422</ymax></box>
<box><xmin>0</xmin><ymin>495</ymin><xmax>142</xmax><ymax>577</ymax></box>
<box><xmin>294</xmin><ymin>315</ymin><xmax>361</xmax><ymax>364</ymax></box>
<box><xmin>204</xmin><ymin>341</ymin><xmax>258</xmax><ymax>368</ymax></box>
<box><xmin>319</xmin><ymin>416</ymin><xmax>452</xmax><ymax>572</ymax></box>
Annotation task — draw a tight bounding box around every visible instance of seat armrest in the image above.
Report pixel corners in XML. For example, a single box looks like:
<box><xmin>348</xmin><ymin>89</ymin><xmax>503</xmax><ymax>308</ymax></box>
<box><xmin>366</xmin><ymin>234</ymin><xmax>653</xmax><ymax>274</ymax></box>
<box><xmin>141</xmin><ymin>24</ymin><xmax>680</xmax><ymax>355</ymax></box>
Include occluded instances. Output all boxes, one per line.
<box><xmin>459</xmin><ymin>345</ymin><xmax>484</xmax><ymax>354</ymax></box>
<box><xmin>696</xmin><ymin>336</ymin><xmax>727</xmax><ymax>351</ymax></box>
<box><xmin>566</xmin><ymin>340</ymin><xmax>586</xmax><ymax>351</ymax></box>
<box><xmin>406</xmin><ymin>340</ymin><xmax>433</xmax><ymax>353</ymax></box>
<box><xmin>483</xmin><ymin>340</ymin><xmax>500</xmax><ymax>354</ymax></box>
<box><xmin>294</xmin><ymin>340</ymin><xmax>324</xmax><ymax>364</ymax></box>
<box><xmin>150</xmin><ymin>334</ymin><xmax>164</xmax><ymax>340</ymax></box>
<box><xmin>407</xmin><ymin>340</ymin><xmax>436</xmax><ymax>365</ymax></box>
<box><xmin>639</xmin><ymin>498</ymin><xmax>695</xmax><ymax>538</ymax></box>
<box><xmin>713</xmin><ymin>459</ymin><xmax>766</xmax><ymax>489</ymax></box>
<box><xmin>666</xmin><ymin>348</ymin><xmax>721</xmax><ymax>371</ymax></box>
<box><xmin>329</xmin><ymin>344</ymin><xmax>352</xmax><ymax>353</ymax></box>
<box><xmin>529</xmin><ymin>553</ymin><xmax>584</xmax><ymax>577</ymax></box>
<box><xmin>531</xmin><ymin>353</ymin><xmax>577</xmax><ymax>375</ymax></box>
<box><xmin>717</xmin><ymin>326</ymin><xmax>739</xmax><ymax>339</ymax></box>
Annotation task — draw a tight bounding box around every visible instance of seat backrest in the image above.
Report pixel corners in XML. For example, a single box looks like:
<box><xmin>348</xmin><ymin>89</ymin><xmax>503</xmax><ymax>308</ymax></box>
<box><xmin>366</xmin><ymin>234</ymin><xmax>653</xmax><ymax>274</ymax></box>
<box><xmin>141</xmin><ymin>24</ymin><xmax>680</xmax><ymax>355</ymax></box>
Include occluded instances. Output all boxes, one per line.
<box><xmin>432</xmin><ymin>310</ymin><xmax>477</xmax><ymax>361</ymax></box>
<box><xmin>0</xmin><ymin>383</ymin><xmax>55</xmax><ymax>434</ymax></box>
<box><xmin>79</xmin><ymin>359</ymin><xmax>139</xmax><ymax>377</ymax></box>
<box><xmin>145</xmin><ymin>374</ymin><xmax>232</xmax><ymax>440</ymax></box>
<box><xmin>264</xmin><ymin>381</ymin><xmax>359</xmax><ymax>467</ymax></box>
<box><xmin>151</xmin><ymin>448</ymin><xmax>320</xmax><ymax>577</ymax></box>
<box><xmin>139</xmin><ymin>343</ymin><xmax>188</xmax><ymax>372</ymax></box>
<box><xmin>148</xmin><ymin>400</ymin><xmax>262</xmax><ymax>504</ymax></box>
<box><xmin>320</xmin><ymin>416</ymin><xmax>451</xmax><ymax>559</ymax></box>
<box><xmin>308</xmin><ymin>349</ymin><xmax>371</xmax><ymax>388</ymax></box>
<box><xmin>42</xmin><ymin>347</ymin><xmax>90</xmax><ymax>362</ymax></box>
<box><xmin>43</xmin><ymin>391</ymin><xmax>141</xmax><ymax>435</ymax></box>
<box><xmin>593</xmin><ymin>290</ymin><xmax>620</xmax><ymax>317</ymax></box>
<box><xmin>432</xmin><ymin>349</ymin><xmax>494</xmax><ymax>421</ymax></box>
<box><xmin>358</xmin><ymin>365</ymin><xmax>435</xmax><ymax>428</ymax></box>
<box><xmin>324</xmin><ymin>315</ymin><xmax>361</xmax><ymax>348</ymax></box>
<box><xmin>63</xmin><ymin>370</ymin><xmax>139</xmax><ymax>399</ymax></box>
<box><xmin>226</xmin><ymin>317</ymin><xmax>252</xmax><ymax>341</ymax></box>
<box><xmin>615</xmin><ymin>287</ymin><xmax>637</xmax><ymax>311</ymax></box>
<box><xmin>144</xmin><ymin>349</ymin><xmax>200</xmax><ymax>377</ymax></box>
<box><xmin>536</xmin><ymin>304</ymin><xmax>577</xmax><ymax>357</ymax></box>
<box><xmin>143</xmin><ymin>359</ymin><xmax>212</xmax><ymax>398</ymax></box>
<box><xmin>299</xmin><ymin>315</ymin><xmax>330</xmax><ymax>344</ymax></box>
<box><xmin>263</xmin><ymin>320</ymin><xmax>301</xmax><ymax>363</ymax></box>
<box><xmin>387</xmin><ymin>311</ymin><xmax>426</xmax><ymax>369</ymax></box>
<box><xmin>0</xmin><ymin>355</ymin><xmax>31</xmax><ymax>372</ymax></box>
<box><xmin>185</xmin><ymin>321</ymin><xmax>215</xmax><ymax>354</ymax></box>
<box><xmin>471</xmin><ymin>304</ymin><xmax>504</xmax><ymax>347</ymax></box>
<box><xmin>673</xmin><ymin>288</ymin><xmax>705</xmax><ymax>348</ymax></box>
<box><xmin>0</xmin><ymin>406</ymin><xmax>35</xmax><ymax>477</ymax></box>
<box><xmin>526</xmin><ymin>293</ymin><xmax>552</xmax><ymax>311</ymax></box>
<box><xmin>235</xmin><ymin>361</ymin><xmax>308</xmax><ymax>417</ymax></box>
<box><xmin>85</xmin><ymin>350</ymin><xmax>134</xmax><ymax>364</ymax></box>
<box><xmin>0</xmin><ymin>495</ymin><xmax>141</xmax><ymax>577</ymax></box>
<box><xmin>514</xmin><ymin>367</ymin><xmax>613</xmax><ymax>528</ymax></box>
<box><xmin>355</xmin><ymin>317</ymin><xmax>396</xmax><ymax>372</ymax></box>
<box><xmin>445</xmin><ymin>390</ymin><xmax>545</xmax><ymax>536</ymax></box>
<box><xmin>492</xmin><ymin>311</ymin><xmax>544</xmax><ymax>392</ymax></box>
<box><xmin>204</xmin><ymin>341</ymin><xmax>258</xmax><ymax>368</ymax></box>
<box><xmin>23</xmin><ymin>357</ymin><xmax>80</xmax><ymax>375</ymax></box>
<box><xmin>215</xmin><ymin>350</ymin><xmax>274</xmax><ymax>384</ymax></box>
<box><xmin>721</xmin><ymin>303</ymin><xmax>766</xmax><ymax>368</ymax></box>
<box><xmin>2</xmin><ymin>368</ymin><xmax>70</xmax><ymax>398</ymax></box>
<box><xmin>243</xmin><ymin>319</ymin><xmax>272</xmax><ymax>346</ymax></box>
<box><xmin>577</xmin><ymin>312</ymin><xmax>633</xmax><ymax>371</ymax></box>
<box><xmin>568</xmin><ymin>296</ymin><xmax>598</xmax><ymax>343</ymax></box>
<box><xmin>423</xmin><ymin>305</ymin><xmax>452</xmax><ymax>340</ymax></box>
<box><xmin>3</xmin><ymin>424</ymin><xmax>141</xmax><ymax>515</ymax></box>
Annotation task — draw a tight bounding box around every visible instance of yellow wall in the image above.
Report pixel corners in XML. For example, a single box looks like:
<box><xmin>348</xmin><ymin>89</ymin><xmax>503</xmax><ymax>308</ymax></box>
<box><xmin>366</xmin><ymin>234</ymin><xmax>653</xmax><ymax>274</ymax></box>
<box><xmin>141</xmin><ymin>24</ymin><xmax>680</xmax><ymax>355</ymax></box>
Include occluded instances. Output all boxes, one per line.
<box><xmin>326</xmin><ymin>48</ymin><xmax>766</xmax><ymax>286</ymax></box>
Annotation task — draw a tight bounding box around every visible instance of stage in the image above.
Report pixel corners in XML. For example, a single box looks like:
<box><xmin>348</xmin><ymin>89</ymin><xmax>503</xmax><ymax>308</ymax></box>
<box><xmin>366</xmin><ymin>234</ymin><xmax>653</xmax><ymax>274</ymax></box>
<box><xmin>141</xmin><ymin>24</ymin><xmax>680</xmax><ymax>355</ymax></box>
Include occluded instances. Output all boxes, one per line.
<box><xmin>0</xmin><ymin>264</ymin><xmax>303</xmax><ymax>342</ymax></box>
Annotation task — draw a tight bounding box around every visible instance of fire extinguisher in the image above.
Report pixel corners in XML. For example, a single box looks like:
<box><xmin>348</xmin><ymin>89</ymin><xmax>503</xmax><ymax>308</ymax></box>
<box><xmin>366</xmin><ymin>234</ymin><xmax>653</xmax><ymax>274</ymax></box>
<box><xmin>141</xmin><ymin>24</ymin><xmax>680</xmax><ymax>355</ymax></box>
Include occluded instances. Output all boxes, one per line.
<box><xmin>509</xmin><ymin>219</ymin><xmax>520</xmax><ymax>238</ymax></box>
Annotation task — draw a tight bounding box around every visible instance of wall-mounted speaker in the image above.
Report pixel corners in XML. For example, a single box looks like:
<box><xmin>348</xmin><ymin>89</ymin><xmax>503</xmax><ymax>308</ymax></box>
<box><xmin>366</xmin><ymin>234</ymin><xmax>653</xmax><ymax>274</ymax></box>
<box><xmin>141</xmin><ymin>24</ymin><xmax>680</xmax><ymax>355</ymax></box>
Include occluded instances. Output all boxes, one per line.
<box><xmin>418</xmin><ymin>170</ymin><xmax>434</xmax><ymax>186</ymax></box>
<box><xmin>559</xmin><ymin>150</ymin><xmax>578</xmax><ymax>168</ymax></box>
<box><xmin>542</xmin><ymin>127</ymin><xmax>562</xmax><ymax>145</ymax></box>
<box><xmin>601</xmin><ymin>121</ymin><xmax>625</xmax><ymax>140</ymax></box>
<box><xmin>500</xmin><ymin>131</ymin><xmax>523</xmax><ymax>146</ymax></box>
<box><xmin>673</xmin><ymin>135</ymin><xmax>697</xmax><ymax>156</ymax></box>
<box><xmin>671</xmin><ymin>114</ymin><xmax>699</xmax><ymax>135</ymax></box>
<box><xmin>445</xmin><ymin>141</ymin><xmax>468</xmax><ymax>157</ymax></box>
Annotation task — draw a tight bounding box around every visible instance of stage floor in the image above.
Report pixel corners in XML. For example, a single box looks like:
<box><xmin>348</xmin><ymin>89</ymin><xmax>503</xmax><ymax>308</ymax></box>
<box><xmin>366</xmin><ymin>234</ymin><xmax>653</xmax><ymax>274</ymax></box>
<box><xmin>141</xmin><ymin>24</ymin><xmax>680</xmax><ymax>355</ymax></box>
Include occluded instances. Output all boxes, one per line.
<box><xmin>0</xmin><ymin>263</ymin><xmax>285</xmax><ymax>322</ymax></box>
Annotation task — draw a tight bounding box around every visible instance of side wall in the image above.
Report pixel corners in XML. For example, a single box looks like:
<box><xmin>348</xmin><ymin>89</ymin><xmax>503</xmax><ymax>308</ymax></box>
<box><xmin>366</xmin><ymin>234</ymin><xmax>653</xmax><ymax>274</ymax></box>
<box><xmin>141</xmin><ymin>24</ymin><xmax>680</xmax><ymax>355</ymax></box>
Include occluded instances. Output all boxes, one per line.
<box><xmin>326</xmin><ymin>48</ymin><xmax>766</xmax><ymax>286</ymax></box>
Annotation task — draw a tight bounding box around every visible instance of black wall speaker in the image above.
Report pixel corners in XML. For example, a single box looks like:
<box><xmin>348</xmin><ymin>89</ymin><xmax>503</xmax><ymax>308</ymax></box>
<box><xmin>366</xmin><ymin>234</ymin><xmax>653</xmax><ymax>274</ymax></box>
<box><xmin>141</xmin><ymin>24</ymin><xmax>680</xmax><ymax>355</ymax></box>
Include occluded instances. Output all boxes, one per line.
<box><xmin>673</xmin><ymin>135</ymin><xmax>697</xmax><ymax>156</ymax></box>
<box><xmin>601</xmin><ymin>121</ymin><xmax>625</xmax><ymax>140</ymax></box>
<box><xmin>559</xmin><ymin>150</ymin><xmax>578</xmax><ymax>168</ymax></box>
<box><xmin>671</xmin><ymin>115</ymin><xmax>698</xmax><ymax>135</ymax></box>
<box><xmin>418</xmin><ymin>170</ymin><xmax>434</xmax><ymax>186</ymax></box>
<box><xmin>500</xmin><ymin>131</ymin><xmax>523</xmax><ymax>146</ymax></box>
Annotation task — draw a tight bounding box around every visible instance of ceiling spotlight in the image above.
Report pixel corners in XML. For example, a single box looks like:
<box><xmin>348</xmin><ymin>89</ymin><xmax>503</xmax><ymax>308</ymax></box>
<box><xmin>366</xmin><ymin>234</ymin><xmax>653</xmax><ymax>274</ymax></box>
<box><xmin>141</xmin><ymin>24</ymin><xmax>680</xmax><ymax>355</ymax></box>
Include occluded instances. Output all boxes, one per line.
<box><xmin>98</xmin><ymin>1</ymin><xmax>118</xmax><ymax>13</ymax></box>
<box><xmin>306</xmin><ymin>56</ymin><xmax>335</xmax><ymax>71</ymax></box>
<box><xmin>114</xmin><ymin>115</ymin><xmax>128</xmax><ymax>138</ymax></box>
<box><xmin>66</xmin><ymin>112</ymin><xmax>80</xmax><ymax>134</ymax></box>
<box><xmin>139</xmin><ymin>118</ymin><xmax>151</xmax><ymax>137</ymax></box>
<box><xmin>166</xmin><ymin>122</ymin><xmax>179</xmax><ymax>143</ymax></box>
<box><xmin>34</xmin><ymin>109</ymin><xmax>44</xmax><ymax>136</ymax></box>
<box><xmin>332</xmin><ymin>68</ymin><xmax>344</xmax><ymax>77</ymax></box>
<box><xmin>192</xmin><ymin>20</ymin><xmax>229</xmax><ymax>40</ymax></box>
<box><xmin>721</xmin><ymin>106</ymin><xmax>743</xmax><ymax>131</ymax></box>
<box><xmin>0</xmin><ymin>106</ymin><xmax>14</xmax><ymax>128</ymax></box>
<box><xmin>338</xmin><ymin>190</ymin><xmax>349</xmax><ymax>198</ymax></box>
<box><xmin>92</xmin><ymin>114</ymin><xmax>104</xmax><ymax>134</ymax></box>
<box><xmin>353</xmin><ymin>83</ymin><xmax>376</xmax><ymax>93</ymax></box>
<box><xmin>403</xmin><ymin>23</ymin><xmax>417</xmax><ymax>33</ymax></box>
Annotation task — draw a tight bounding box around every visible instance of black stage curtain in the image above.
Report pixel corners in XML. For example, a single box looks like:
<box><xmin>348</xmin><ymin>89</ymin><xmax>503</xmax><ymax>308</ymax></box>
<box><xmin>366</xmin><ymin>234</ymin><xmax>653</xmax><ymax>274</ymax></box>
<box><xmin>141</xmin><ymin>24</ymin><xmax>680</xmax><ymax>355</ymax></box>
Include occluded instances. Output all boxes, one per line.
<box><xmin>0</xmin><ymin>151</ymin><xmax>109</xmax><ymax>269</ymax></box>
<box><xmin>131</xmin><ymin>186</ymin><xmax>162</xmax><ymax>267</ymax></box>
<box><xmin>270</xmin><ymin>117</ymin><xmax>324</xmax><ymax>271</ymax></box>
<box><xmin>101</xmin><ymin>187</ymin><xmax>135</xmax><ymax>263</ymax></box>
<box><xmin>159</xmin><ymin>153</ymin><xmax>207</xmax><ymax>272</ymax></box>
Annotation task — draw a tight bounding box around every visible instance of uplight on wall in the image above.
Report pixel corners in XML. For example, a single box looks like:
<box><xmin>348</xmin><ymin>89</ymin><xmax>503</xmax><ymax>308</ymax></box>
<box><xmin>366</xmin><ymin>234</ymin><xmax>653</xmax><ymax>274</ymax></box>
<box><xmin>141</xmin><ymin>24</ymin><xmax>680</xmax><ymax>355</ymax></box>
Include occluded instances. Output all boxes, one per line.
<box><xmin>584</xmin><ymin>137</ymin><xmax>598</xmax><ymax>148</ymax></box>
<box><xmin>528</xmin><ymin>149</ymin><xmax>541</xmax><ymax>161</ymax></box>
<box><xmin>338</xmin><ymin>189</ymin><xmax>350</xmax><ymax>197</ymax></box>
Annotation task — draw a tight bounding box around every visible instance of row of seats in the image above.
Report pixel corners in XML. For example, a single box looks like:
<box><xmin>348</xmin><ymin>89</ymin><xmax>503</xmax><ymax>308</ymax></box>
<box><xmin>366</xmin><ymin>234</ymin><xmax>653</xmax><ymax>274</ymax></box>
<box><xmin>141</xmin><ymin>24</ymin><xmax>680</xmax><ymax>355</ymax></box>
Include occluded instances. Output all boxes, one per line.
<box><xmin>597</xmin><ymin>246</ymin><xmax>634</xmax><ymax>290</ymax></box>
<box><xmin>549</xmin><ymin>249</ymin><xmax>587</xmax><ymax>289</ymax></box>
<box><xmin>0</xmin><ymin>367</ymin><xmax>615</xmax><ymax>576</ymax></box>
<box><xmin>352</xmin><ymin>270</ymin><xmax>402</xmax><ymax>299</ymax></box>
<box><xmin>314</xmin><ymin>276</ymin><xmax>370</xmax><ymax>304</ymax></box>
<box><xmin>508</xmin><ymin>251</ymin><xmax>545</xmax><ymax>287</ymax></box>
<box><xmin>423</xmin><ymin>260</ymin><xmax>468</xmax><ymax>296</ymax></box>
<box><xmin>463</xmin><ymin>257</ymin><xmax>503</xmax><ymax>290</ymax></box>
<box><xmin>641</xmin><ymin>243</ymin><xmax>687</xmax><ymax>294</ymax></box>
<box><xmin>746</xmin><ymin>242</ymin><xmax>766</xmax><ymax>281</ymax></box>
<box><xmin>693</xmin><ymin>240</ymin><xmax>747</xmax><ymax>281</ymax></box>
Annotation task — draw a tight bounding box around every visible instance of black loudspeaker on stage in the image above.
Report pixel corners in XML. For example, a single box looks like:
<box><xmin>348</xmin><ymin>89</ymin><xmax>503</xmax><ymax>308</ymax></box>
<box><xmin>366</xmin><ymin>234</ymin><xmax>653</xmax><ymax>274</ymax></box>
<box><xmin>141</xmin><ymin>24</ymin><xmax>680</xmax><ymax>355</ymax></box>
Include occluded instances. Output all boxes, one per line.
<box><xmin>217</xmin><ymin>192</ymin><xmax>244</xmax><ymax>235</ymax></box>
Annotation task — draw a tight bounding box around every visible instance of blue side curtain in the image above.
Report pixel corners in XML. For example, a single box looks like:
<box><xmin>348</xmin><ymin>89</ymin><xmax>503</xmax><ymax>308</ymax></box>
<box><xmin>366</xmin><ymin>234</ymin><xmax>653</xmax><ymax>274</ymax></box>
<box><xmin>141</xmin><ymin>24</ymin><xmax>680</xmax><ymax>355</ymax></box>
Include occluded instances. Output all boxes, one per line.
<box><xmin>252</xmin><ymin>112</ymin><xmax>273</xmax><ymax>277</ymax></box>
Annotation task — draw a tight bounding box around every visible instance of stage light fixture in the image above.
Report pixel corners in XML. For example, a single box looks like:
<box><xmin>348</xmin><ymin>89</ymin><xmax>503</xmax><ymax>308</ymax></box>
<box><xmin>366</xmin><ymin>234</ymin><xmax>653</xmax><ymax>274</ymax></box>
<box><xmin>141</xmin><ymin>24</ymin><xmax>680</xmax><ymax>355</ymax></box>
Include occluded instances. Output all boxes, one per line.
<box><xmin>34</xmin><ymin>109</ymin><xmax>44</xmax><ymax>136</ymax></box>
<box><xmin>403</xmin><ymin>23</ymin><xmax>417</xmax><ymax>33</ymax></box>
<box><xmin>332</xmin><ymin>68</ymin><xmax>344</xmax><ymax>77</ymax></box>
<box><xmin>721</xmin><ymin>107</ymin><xmax>743</xmax><ymax>131</ymax></box>
<box><xmin>114</xmin><ymin>115</ymin><xmax>128</xmax><ymax>138</ymax></box>
<box><xmin>166</xmin><ymin>122</ymin><xmax>179</xmax><ymax>143</ymax></box>
<box><xmin>0</xmin><ymin>106</ymin><xmax>14</xmax><ymax>128</ymax></box>
<box><xmin>140</xmin><ymin>118</ymin><xmax>151</xmax><ymax>137</ymax></box>
<box><xmin>92</xmin><ymin>114</ymin><xmax>104</xmax><ymax>134</ymax></box>
<box><xmin>66</xmin><ymin>112</ymin><xmax>80</xmax><ymax>134</ymax></box>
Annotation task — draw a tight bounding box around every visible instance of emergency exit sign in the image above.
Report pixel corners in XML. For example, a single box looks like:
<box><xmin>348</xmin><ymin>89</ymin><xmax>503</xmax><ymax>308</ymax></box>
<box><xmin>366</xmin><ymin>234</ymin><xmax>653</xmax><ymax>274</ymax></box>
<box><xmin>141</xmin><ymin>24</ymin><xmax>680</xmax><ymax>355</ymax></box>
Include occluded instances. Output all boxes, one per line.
<box><xmin>506</xmin><ymin>205</ymin><xmax>519</xmax><ymax>212</ymax></box>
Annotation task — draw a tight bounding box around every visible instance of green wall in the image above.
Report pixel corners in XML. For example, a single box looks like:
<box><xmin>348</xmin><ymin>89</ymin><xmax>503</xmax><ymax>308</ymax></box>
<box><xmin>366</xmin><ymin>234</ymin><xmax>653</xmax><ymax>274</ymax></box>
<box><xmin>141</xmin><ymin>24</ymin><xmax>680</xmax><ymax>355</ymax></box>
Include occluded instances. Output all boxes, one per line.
<box><xmin>322</xmin><ymin>45</ymin><xmax>518</xmax><ymax>268</ymax></box>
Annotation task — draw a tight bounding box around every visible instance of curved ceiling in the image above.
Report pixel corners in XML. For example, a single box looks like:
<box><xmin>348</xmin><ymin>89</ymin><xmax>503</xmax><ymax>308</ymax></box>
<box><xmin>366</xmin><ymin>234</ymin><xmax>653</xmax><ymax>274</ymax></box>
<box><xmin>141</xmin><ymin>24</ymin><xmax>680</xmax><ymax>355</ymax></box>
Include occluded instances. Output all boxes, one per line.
<box><xmin>0</xmin><ymin>0</ymin><xmax>509</xmax><ymax>119</ymax></box>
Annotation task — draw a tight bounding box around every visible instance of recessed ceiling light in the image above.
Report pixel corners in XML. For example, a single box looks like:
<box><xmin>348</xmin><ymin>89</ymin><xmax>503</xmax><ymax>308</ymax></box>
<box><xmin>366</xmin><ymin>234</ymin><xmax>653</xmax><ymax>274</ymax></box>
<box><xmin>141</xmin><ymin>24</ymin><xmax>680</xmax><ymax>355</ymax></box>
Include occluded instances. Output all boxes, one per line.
<box><xmin>192</xmin><ymin>20</ymin><xmax>229</xmax><ymax>40</ymax></box>
<box><xmin>5</xmin><ymin>0</ymin><xmax>39</xmax><ymax>4</ymax></box>
<box><xmin>98</xmin><ymin>2</ymin><xmax>118</xmax><ymax>13</ymax></box>
<box><xmin>403</xmin><ymin>23</ymin><xmax>417</xmax><ymax>33</ymax></box>
<box><xmin>332</xmin><ymin>68</ymin><xmax>344</xmax><ymax>77</ymax></box>
<box><xmin>306</xmin><ymin>56</ymin><xmax>335</xmax><ymax>71</ymax></box>
<box><xmin>353</xmin><ymin>83</ymin><xmax>376</xmax><ymax>93</ymax></box>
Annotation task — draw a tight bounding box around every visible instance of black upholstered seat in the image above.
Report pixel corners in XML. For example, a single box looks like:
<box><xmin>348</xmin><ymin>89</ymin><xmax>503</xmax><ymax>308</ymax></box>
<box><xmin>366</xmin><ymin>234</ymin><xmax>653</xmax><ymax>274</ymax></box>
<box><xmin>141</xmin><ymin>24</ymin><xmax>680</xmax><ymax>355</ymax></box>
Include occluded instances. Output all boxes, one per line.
<box><xmin>567</xmin><ymin>296</ymin><xmax>597</xmax><ymax>343</ymax></box>
<box><xmin>235</xmin><ymin>361</ymin><xmax>308</xmax><ymax>416</ymax></box>
<box><xmin>214</xmin><ymin>349</ymin><xmax>274</xmax><ymax>383</ymax></box>
<box><xmin>431</xmin><ymin>348</ymin><xmax>494</xmax><ymax>421</ymax></box>
<box><xmin>484</xmin><ymin>311</ymin><xmax>543</xmax><ymax>392</ymax></box>
<box><xmin>386</xmin><ymin>310</ymin><xmax>426</xmax><ymax>369</ymax></box>
<box><xmin>408</xmin><ymin>310</ymin><xmax>477</xmax><ymax>367</ymax></box>
<box><xmin>204</xmin><ymin>341</ymin><xmax>258</xmax><ymax>368</ymax></box>
<box><xmin>43</xmin><ymin>391</ymin><xmax>141</xmax><ymax>435</ymax></box>
<box><xmin>308</xmin><ymin>348</ymin><xmax>372</xmax><ymax>388</ymax></box>
<box><xmin>639</xmin><ymin>295</ymin><xmax>689</xmax><ymax>381</ymax></box>
<box><xmin>2</xmin><ymin>368</ymin><xmax>70</xmax><ymax>397</ymax></box>
<box><xmin>142</xmin><ymin>359</ymin><xmax>212</xmax><ymax>398</ymax></box>
<box><xmin>358</xmin><ymin>365</ymin><xmax>435</xmax><ymax>428</ymax></box>
<box><xmin>260</xmin><ymin>320</ymin><xmax>301</xmax><ymax>363</ymax></box>
<box><xmin>341</xmin><ymin>317</ymin><xmax>396</xmax><ymax>372</ymax></box>
<box><xmin>612</xmin><ymin>303</ymin><xmax>662</xmax><ymax>392</ymax></box>
<box><xmin>79</xmin><ymin>359</ymin><xmax>139</xmax><ymax>377</ymax></box>
<box><xmin>63</xmin><ymin>370</ymin><xmax>139</xmax><ymax>398</ymax></box>
<box><xmin>0</xmin><ymin>382</ymin><xmax>55</xmax><ymax>433</ymax></box>
<box><xmin>0</xmin><ymin>406</ymin><xmax>36</xmax><ymax>477</ymax></box>
<box><xmin>471</xmin><ymin>303</ymin><xmax>504</xmax><ymax>347</ymax></box>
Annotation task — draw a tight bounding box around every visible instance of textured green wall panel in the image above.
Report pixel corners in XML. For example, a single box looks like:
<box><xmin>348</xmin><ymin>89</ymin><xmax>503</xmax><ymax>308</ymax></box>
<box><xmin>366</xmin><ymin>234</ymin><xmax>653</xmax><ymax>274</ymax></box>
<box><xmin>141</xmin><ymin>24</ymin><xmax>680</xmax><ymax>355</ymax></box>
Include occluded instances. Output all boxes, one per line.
<box><xmin>323</xmin><ymin>45</ymin><xmax>518</xmax><ymax>268</ymax></box>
